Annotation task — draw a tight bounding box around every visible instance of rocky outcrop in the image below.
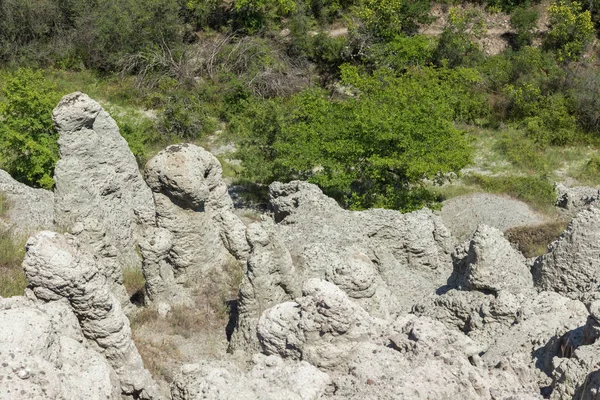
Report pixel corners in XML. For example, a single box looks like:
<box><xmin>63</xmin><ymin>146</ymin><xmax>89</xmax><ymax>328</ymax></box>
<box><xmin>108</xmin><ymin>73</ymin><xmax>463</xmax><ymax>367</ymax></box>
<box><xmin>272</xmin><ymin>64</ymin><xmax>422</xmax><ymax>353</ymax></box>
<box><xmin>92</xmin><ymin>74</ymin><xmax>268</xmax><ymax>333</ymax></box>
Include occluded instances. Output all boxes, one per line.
<box><xmin>450</xmin><ymin>225</ymin><xmax>534</xmax><ymax>295</ymax></box>
<box><xmin>230</xmin><ymin>181</ymin><xmax>452</xmax><ymax>352</ymax></box>
<box><xmin>555</xmin><ymin>183</ymin><xmax>599</xmax><ymax>213</ymax></box>
<box><xmin>23</xmin><ymin>231</ymin><xmax>160</xmax><ymax>399</ymax></box>
<box><xmin>141</xmin><ymin>144</ymin><xmax>249</xmax><ymax>307</ymax></box>
<box><xmin>0</xmin><ymin>169</ymin><xmax>54</xmax><ymax>236</ymax></box>
<box><xmin>0</xmin><ymin>296</ymin><xmax>121</xmax><ymax>400</ymax></box>
<box><xmin>171</xmin><ymin>355</ymin><xmax>331</xmax><ymax>400</ymax></box>
<box><xmin>52</xmin><ymin>92</ymin><xmax>156</xmax><ymax>305</ymax></box>
<box><xmin>532</xmin><ymin>207</ymin><xmax>600</xmax><ymax>300</ymax></box>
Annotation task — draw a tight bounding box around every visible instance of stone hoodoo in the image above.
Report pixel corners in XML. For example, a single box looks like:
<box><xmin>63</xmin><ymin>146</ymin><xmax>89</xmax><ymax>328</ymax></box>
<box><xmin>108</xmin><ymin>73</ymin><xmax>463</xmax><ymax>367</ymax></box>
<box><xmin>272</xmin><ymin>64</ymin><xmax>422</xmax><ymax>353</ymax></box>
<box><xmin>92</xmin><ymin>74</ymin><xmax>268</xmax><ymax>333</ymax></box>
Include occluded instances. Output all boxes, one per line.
<box><xmin>23</xmin><ymin>231</ymin><xmax>160</xmax><ymax>399</ymax></box>
<box><xmin>0</xmin><ymin>296</ymin><xmax>121</xmax><ymax>400</ymax></box>
<box><xmin>52</xmin><ymin>92</ymin><xmax>156</xmax><ymax>306</ymax></box>
<box><xmin>141</xmin><ymin>143</ymin><xmax>249</xmax><ymax>307</ymax></box>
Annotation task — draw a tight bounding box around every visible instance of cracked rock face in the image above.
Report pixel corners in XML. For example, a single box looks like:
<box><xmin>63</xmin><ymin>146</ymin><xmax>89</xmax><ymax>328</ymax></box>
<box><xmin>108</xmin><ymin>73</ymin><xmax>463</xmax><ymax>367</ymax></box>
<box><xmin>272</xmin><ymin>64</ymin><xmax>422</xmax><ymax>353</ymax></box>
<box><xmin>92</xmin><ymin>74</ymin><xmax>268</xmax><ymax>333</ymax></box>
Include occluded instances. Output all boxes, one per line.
<box><xmin>141</xmin><ymin>144</ymin><xmax>249</xmax><ymax>307</ymax></box>
<box><xmin>171</xmin><ymin>355</ymin><xmax>331</xmax><ymax>400</ymax></box>
<box><xmin>23</xmin><ymin>231</ymin><xmax>160</xmax><ymax>399</ymax></box>
<box><xmin>52</xmin><ymin>92</ymin><xmax>156</xmax><ymax>307</ymax></box>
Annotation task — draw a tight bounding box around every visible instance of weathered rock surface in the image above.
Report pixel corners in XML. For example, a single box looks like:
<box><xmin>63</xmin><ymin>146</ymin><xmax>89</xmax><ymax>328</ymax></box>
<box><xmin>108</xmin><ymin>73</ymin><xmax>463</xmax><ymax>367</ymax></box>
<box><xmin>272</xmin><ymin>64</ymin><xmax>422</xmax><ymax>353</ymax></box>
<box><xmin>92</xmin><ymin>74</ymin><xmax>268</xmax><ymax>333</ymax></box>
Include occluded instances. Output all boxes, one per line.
<box><xmin>0</xmin><ymin>169</ymin><xmax>54</xmax><ymax>236</ymax></box>
<box><xmin>142</xmin><ymin>144</ymin><xmax>249</xmax><ymax>307</ymax></box>
<box><xmin>532</xmin><ymin>207</ymin><xmax>600</xmax><ymax>300</ymax></box>
<box><xmin>230</xmin><ymin>181</ymin><xmax>453</xmax><ymax>352</ymax></box>
<box><xmin>450</xmin><ymin>225</ymin><xmax>534</xmax><ymax>295</ymax></box>
<box><xmin>171</xmin><ymin>355</ymin><xmax>331</xmax><ymax>400</ymax></box>
<box><xmin>23</xmin><ymin>231</ymin><xmax>160</xmax><ymax>399</ymax></box>
<box><xmin>555</xmin><ymin>183</ymin><xmax>600</xmax><ymax>213</ymax></box>
<box><xmin>0</xmin><ymin>296</ymin><xmax>121</xmax><ymax>400</ymax></box>
<box><xmin>441</xmin><ymin>193</ymin><xmax>547</xmax><ymax>241</ymax></box>
<box><xmin>52</xmin><ymin>92</ymin><xmax>156</xmax><ymax>305</ymax></box>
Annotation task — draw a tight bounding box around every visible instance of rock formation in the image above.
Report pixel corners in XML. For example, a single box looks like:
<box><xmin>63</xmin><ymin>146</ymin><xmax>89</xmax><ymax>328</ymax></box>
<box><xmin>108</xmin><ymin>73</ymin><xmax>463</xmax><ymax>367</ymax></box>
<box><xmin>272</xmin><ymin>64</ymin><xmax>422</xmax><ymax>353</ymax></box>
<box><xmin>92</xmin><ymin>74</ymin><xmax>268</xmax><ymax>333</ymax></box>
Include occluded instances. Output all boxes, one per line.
<box><xmin>23</xmin><ymin>231</ymin><xmax>160</xmax><ymax>399</ymax></box>
<box><xmin>230</xmin><ymin>180</ymin><xmax>452</xmax><ymax>352</ymax></box>
<box><xmin>0</xmin><ymin>169</ymin><xmax>54</xmax><ymax>236</ymax></box>
<box><xmin>52</xmin><ymin>92</ymin><xmax>156</xmax><ymax>306</ymax></box>
<box><xmin>6</xmin><ymin>93</ymin><xmax>600</xmax><ymax>400</ymax></box>
<box><xmin>0</xmin><ymin>296</ymin><xmax>122</xmax><ymax>400</ymax></box>
<box><xmin>532</xmin><ymin>207</ymin><xmax>600</xmax><ymax>301</ymax></box>
<box><xmin>141</xmin><ymin>144</ymin><xmax>249</xmax><ymax>308</ymax></box>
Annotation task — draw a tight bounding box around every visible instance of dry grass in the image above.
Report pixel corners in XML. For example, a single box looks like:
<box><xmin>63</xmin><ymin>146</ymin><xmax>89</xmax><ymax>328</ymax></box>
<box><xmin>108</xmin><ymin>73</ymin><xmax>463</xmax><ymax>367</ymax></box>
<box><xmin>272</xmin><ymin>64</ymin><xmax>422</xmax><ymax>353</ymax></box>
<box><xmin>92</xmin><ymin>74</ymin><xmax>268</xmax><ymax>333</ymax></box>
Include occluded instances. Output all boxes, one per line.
<box><xmin>0</xmin><ymin>195</ymin><xmax>27</xmax><ymax>298</ymax></box>
<box><xmin>505</xmin><ymin>220</ymin><xmax>569</xmax><ymax>258</ymax></box>
<box><xmin>123</xmin><ymin>266</ymin><xmax>146</xmax><ymax>296</ymax></box>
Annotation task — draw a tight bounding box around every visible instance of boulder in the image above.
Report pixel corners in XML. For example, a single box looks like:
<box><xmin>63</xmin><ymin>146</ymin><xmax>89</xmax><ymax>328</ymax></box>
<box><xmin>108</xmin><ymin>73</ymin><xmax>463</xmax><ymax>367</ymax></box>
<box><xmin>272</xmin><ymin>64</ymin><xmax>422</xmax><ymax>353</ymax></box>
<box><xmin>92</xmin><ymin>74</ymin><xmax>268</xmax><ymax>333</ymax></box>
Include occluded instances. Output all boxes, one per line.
<box><xmin>555</xmin><ymin>183</ymin><xmax>599</xmax><ymax>213</ymax></box>
<box><xmin>23</xmin><ymin>231</ymin><xmax>160</xmax><ymax>399</ymax></box>
<box><xmin>450</xmin><ymin>225</ymin><xmax>534</xmax><ymax>295</ymax></box>
<box><xmin>0</xmin><ymin>169</ymin><xmax>54</xmax><ymax>236</ymax></box>
<box><xmin>52</xmin><ymin>92</ymin><xmax>156</xmax><ymax>306</ymax></box>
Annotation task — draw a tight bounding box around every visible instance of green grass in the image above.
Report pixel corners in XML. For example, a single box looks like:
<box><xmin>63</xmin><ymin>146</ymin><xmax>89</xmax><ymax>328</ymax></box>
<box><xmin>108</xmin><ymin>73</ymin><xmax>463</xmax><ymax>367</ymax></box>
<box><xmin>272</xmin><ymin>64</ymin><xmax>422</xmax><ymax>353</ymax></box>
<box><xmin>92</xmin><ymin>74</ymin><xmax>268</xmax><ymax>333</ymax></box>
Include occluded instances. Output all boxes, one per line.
<box><xmin>463</xmin><ymin>174</ymin><xmax>556</xmax><ymax>212</ymax></box>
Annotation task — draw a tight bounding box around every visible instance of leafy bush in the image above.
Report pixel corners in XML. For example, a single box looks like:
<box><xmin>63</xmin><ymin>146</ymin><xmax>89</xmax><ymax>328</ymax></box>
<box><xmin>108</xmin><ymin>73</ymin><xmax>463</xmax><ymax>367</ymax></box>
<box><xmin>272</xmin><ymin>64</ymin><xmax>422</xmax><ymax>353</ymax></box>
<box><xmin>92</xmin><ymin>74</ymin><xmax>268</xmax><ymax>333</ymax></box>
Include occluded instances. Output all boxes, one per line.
<box><xmin>234</xmin><ymin>65</ymin><xmax>483</xmax><ymax>211</ymax></box>
<box><xmin>510</xmin><ymin>6</ymin><xmax>539</xmax><ymax>49</ymax></box>
<box><xmin>367</xmin><ymin>35</ymin><xmax>435</xmax><ymax>71</ymax></box>
<box><xmin>544</xmin><ymin>1</ymin><xmax>594</xmax><ymax>62</ymax></box>
<box><xmin>433</xmin><ymin>7</ymin><xmax>486</xmax><ymax>67</ymax></box>
<box><xmin>0</xmin><ymin>69</ymin><xmax>61</xmax><ymax>188</ymax></box>
<box><xmin>354</xmin><ymin>0</ymin><xmax>431</xmax><ymax>39</ymax></box>
<box><xmin>575</xmin><ymin>155</ymin><xmax>600</xmax><ymax>185</ymax></box>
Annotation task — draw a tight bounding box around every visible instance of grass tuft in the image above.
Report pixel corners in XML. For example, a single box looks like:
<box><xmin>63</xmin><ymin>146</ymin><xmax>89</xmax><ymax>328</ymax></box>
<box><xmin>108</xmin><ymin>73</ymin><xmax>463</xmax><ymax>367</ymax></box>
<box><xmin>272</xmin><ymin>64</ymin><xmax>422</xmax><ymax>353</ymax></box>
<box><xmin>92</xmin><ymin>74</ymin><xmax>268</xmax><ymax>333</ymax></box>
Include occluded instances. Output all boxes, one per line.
<box><xmin>505</xmin><ymin>220</ymin><xmax>568</xmax><ymax>258</ymax></box>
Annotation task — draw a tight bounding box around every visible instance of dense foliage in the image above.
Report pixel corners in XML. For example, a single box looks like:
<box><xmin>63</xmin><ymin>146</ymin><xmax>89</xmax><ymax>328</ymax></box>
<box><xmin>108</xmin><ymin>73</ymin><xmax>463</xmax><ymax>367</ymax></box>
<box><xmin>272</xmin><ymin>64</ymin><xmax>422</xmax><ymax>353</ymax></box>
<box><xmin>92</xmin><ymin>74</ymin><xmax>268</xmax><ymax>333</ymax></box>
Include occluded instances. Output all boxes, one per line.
<box><xmin>1</xmin><ymin>0</ymin><xmax>600</xmax><ymax>210</ymax></box>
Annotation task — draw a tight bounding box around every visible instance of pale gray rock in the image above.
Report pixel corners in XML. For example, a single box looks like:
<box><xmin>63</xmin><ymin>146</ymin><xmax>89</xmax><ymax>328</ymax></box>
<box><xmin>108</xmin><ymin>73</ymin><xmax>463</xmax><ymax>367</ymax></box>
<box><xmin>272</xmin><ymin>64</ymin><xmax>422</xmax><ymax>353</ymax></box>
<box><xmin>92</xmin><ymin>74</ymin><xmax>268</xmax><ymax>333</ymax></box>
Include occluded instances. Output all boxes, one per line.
<box><xmin>451</xmin><ymin>225</ymin><xmax>534</xmax><ymax>295</ymax></box>
<box><xmin>170</xmin><ymin>355</ymin><xmax>331</xmax><ymax>400</ymax></box>
<box><xmin>231</xmin><ymin>181</ymin><xmax>453</xmax><ymax>352</ymax></box>
<box><xmin>532</xmin><ymin>207</ymin><xmax>600</xmax><ymax>299</ymax></box>
<box><xmin>441</xmin><ymin>193</ymin><xmax>547</xmax><ymax>241</ymax></box>
<box><xmin>0</xmin><ymin>297</ymin><xmax>121</xmax><ymax>400</ymax></box>
<box><xmin>52</xmin><ymin>92</ymin><xmax>156</xmax><ymax>306</ymax></box>
<box><xmin>23</xmin><ymin>231</ymin><xmax>160</xmax><ymax>399</ymax></box>
<box><xmin>555</xmin><ymin>183</ymin><xmax>599</xmax><ymax>213</ymax></box>
<box><xmin>257</xmin><ymin>279</ymin><xmax>387</xmax><ymax>369</ymax></box>
<box><xmin>142</xmin><ymin>144</ymin><xmax>249</xmax><ymax>306</ymax></box>
<box><xmin>230</xmin><ymin>220</ymin><xmax>300</xmax><ymax>353</ymax></box>
<box><xmin>0</xmin><ymin>169</ymin><xmax>54</xmax><ymax>236</ymax></box>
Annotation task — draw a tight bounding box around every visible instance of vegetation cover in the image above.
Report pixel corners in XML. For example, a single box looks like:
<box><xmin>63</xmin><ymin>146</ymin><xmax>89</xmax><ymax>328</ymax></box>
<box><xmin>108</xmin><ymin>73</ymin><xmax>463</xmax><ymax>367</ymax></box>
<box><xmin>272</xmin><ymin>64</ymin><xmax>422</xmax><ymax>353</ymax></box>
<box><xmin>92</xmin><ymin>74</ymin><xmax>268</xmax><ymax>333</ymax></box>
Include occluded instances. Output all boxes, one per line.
<box><xmin>1</xmin><ymin>0</ymin><xmax>600</xmax><ymax>213</ymax></box>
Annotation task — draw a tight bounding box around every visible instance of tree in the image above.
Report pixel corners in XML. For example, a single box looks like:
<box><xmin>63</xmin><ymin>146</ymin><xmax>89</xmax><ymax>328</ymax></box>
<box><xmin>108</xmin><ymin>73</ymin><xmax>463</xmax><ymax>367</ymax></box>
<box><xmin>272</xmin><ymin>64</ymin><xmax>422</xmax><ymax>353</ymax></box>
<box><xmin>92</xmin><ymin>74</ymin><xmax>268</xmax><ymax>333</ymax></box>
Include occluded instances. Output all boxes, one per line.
<box><xmin>0</xmin><ymin>69</ymin><xmax>61</xmax><ymax>189</ymax></box>
<box><xmin>235</xmin><ymin>65</ymin><xmax>482</xmax><ymax>211</ymax></box>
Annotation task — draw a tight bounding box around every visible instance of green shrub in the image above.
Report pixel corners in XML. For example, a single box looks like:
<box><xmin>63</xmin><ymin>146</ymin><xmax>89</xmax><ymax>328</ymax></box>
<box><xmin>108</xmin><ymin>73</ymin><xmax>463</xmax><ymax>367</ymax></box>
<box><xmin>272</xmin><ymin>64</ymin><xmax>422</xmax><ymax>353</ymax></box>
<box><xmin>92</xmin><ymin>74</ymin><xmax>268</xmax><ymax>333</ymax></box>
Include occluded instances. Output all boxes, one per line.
<box><xmin>0</xmin><ymin>68</ymin><xmax>61</xmax><ymax>189</ymax></box>
<box><xmin>234</xmin><ymin>65</ymin><xmax>480</xmax><ymax>211</ymax></box>
<box><xmin>510</xmin><ymin>6</ymin><xmax>539</xmax><ymax>49</ymax></box>
<box><xmin>354</xmin><ymin>0</ymin><xmax>431</xmax><ymax>39</ymax></box>
<box><xmin>367</xmin><ymin>35</ymin><xmax>435</xmax><ymax>71</ymax></box>
<box><xmin>433</xmin><ymin>7</ymin><xmax>486</xmax><ymax>67</ymax></box>
<box><xmin>544</xmin><ymin>1</ymin><xmax>594</xmax><ymax>62</ymax></box>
